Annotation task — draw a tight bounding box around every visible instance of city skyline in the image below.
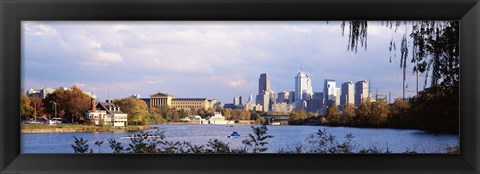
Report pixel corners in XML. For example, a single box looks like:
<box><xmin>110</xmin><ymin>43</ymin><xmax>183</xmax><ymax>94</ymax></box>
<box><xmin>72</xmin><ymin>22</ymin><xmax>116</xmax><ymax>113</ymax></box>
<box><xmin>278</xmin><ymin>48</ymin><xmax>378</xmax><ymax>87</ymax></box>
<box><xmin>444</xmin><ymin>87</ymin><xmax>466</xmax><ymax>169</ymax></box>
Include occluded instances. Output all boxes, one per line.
<box><xmin>22</xmin><ymin>21</ymin><xmax>428</xmax><ymax>103</ymax></box>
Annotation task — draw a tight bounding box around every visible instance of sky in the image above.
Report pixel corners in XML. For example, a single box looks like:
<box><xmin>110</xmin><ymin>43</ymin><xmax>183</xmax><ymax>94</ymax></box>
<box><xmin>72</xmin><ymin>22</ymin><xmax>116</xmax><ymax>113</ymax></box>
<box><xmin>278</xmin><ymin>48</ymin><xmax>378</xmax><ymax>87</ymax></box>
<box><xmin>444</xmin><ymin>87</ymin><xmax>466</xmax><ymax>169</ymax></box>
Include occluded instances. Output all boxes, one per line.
<box><xmin>21</xmin><ymin>21</ymin><xmax>429</xmax><ymax>104</ymax></box>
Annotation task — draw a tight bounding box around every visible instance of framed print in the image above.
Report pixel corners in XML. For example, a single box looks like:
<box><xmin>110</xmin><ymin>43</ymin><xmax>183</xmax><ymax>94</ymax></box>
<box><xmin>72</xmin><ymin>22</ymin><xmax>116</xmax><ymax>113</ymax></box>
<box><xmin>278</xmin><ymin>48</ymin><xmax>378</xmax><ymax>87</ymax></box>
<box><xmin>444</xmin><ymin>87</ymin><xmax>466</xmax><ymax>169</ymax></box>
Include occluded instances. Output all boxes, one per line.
<box><xmin>1</xmin><ymin>0</ymin><xmax>479</xmax><ymax>174</ymax></box>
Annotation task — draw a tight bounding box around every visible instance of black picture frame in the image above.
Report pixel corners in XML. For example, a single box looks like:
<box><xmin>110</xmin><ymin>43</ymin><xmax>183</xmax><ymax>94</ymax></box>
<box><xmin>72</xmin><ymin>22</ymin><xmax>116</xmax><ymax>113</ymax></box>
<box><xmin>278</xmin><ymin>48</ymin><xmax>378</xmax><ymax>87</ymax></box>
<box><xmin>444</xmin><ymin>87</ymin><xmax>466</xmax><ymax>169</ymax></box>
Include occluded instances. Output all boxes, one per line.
<box><xmin>1</xmin><ymin>0</ymin><xmax>479</xmax><ymax>173</ymax></box>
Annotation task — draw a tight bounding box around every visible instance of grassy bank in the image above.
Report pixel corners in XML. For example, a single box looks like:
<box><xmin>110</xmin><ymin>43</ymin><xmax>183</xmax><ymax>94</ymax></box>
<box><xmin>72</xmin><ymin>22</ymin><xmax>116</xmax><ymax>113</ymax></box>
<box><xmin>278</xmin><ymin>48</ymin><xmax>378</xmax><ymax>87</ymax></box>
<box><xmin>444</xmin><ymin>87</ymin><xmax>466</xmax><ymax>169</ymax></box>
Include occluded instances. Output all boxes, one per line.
<box><xmin>21</xmin><ymin>124</ymin><xmax>150</xmax><ymax>133</ymax></box>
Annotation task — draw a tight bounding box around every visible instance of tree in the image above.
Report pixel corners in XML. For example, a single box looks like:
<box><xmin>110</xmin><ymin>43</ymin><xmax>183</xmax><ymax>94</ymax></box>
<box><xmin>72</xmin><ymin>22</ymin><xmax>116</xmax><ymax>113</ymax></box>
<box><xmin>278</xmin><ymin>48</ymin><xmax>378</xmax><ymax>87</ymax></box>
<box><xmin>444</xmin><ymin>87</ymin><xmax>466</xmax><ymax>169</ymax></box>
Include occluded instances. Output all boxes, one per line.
<box><xmin>388</xmin><ymin>98</ymin><xmax>411</xmax><ymax>128</ymax></box>
<box><xmin>206</xmin><ymin>139</ymin><xmax>231</xmax><ymax>153</ymax></box>
<box><xmin>409</xmin><ymin>85</ymin><xmax>459</xmax><ymax>134</ymax></box>
<box><xmin>355</xmin><ymin>98</ymin><xmax>372</xmax><ymax>126</ymax></box>
<box><xmin>58</xmin><ymin>110</ymin><xmax>66</xmax><ymax>118</ymax></box>
<box><xmin>369</xmin><ymin>99</ymin><xmax>389</xmax><ymax>127</ymax></box>
<box><xmin>289</xmin><ymin>110</ymin><xmax>307</xmax><ymax>125</ymax></box>
<box><xmin>196</xmin><ymin>108</ymin><xmax>210</xmax><ymax>117</ymax></box>
<box><xmin>179</xmin><ymin>109</ymin><xmax>192</xmax><ymax>118</ymax></box>
<box><xmin>341</xmin><ymin>103</ymin><xmax>356</xmax><ymax>125</ymax></box>
<box><xmin>94</xmin><ymin>140</ymin><xmax>104</xmax><ymax>153</ymax></box>
<box><xmin>20</xmin><ymin>92</ymin><xmax>33</xmax><ymax>118</ymax></box>
<box><xmin>233</xmin><ymin>109</ymin><xmax>250</xmax><ymax>120</ymax></box>
<box><xmin>72</xmin><ymin>136</ymin><xmax>91</xmax><ymax>153</ymax></box>
<box><xmin>324</xmin><ymin>103</ymin><xmax>341</xmax><ymax>125</ymax></box>
<box><xmin>29</xmin><ymin>96</ymin><xmax>46</xmax><ymax>118</ymax></box>
<box><xmin>255</xmin><ymin>117</ymin><xmax>266</xmax><ymax>125</ymax></box>
<box><xmin>250</xmin><ymin>112</ymin><xmax>260</xmax><ymax>120</ymax></box>
<box><xmin>171</xmin><ymin>110</ymin><xmax>180</xmax><ymax>122</ymax></box>
<box><xmin>342</xmin><ymin>21</ymin><xmax>459</xmax><ymax>132</ymax></box>
<box><xmin>113</xmin><ymin>98</ymin><xmax>149</xmax><ymax>125</ymax></box>
<box><xmin>342</xmin><ymin>21</ymin><xmax>459</xmax><ymax>88</ymax></box>
<box><xmin>43</xmin><ymin>85</ymin><xmax>91</xmax><ymax>123</ymax></box>
<box><xmin>223</xmin><ymin>108</ymin><xmax>233</xmax><ymax>120</ymax></box>
<box><xmin>145</xmin><ymin>108</ymin><xmax>165</xmax><ymax>124</ymax></box>
<box><xmin>107</xmin><ymin>139</ymin><xmax>124</xmax><ymax>153</ymax></box>
<box><xmin>242</xmin><ymin>125</ymin><xmax>273</xmax><ymax>153</ymax></box>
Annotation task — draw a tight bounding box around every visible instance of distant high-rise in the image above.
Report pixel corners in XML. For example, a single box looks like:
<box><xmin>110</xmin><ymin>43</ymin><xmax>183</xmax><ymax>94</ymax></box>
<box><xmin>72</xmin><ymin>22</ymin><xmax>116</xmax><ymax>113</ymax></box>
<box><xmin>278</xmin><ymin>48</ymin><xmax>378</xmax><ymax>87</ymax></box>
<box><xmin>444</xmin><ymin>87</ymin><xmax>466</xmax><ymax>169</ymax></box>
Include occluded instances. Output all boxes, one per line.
<box><xmin>245</xmin><ymin>91</ymin><xmax>255</xmax><ymax>111</ymax></box>
<box><xmin>355</xmin><ymin>80</ymin><xmax>369</xmax><ymax>106</ymax></box>
<box><xmin>288</xmin><ymin>91</ymin><xmax>296</xmax><ymax>103</ymax></box>
<box><xmin>257</xmin><ymin>73</ymin><xmax>271</xmax><ymax>106</ymax></box>
<box><xmin>341</xmin><ymin>82</ymin><xmax>355</xmax><ymax>107</ymax></box>
<box><xmin>233</xmin><ymin>96</ymin><xmax>243</xmax><ymax>105</ymax></box>
<box><xmin>295</xmin><ymin>69</ymin><xmax>313</xmax><ymax>101</ymax></box>
<box><xmin>256</xmin><ymin>73</ymin><xmax>275</xmax><ymax>111</ymax></box>
<box><xmin>324</xmin><ymin>79</ymin><xmax>337</xmax><ymax>106</ymax></box>
<box><xmin>335</xmin><ymin>88</ymin><xmax>341</xmax><ymax>106</ymax></box>
<box><xmin>313</xmin><ymin>92</ymin><xmax>323</xmax><ymax>100</ymax></box>
<box><xmin>277</xmin><ymin>91</ymin><xmax>290</xmax><ymax>103</ymax></box>
<box><xmin>257</xmin><ymin>90</ymin><xmax>275</xmax><ymax>112</ymax></box>
<box><xmin>248</xmin><ymin>91</ymin><xmax>253</xmax><ymax>103</ymax></box>
<box><xmin>307</xmin><ymin>92</ymin><xmax>324</xmax><ymax>114</ymax></box>
<box><xmin>258</xmin><ymin>73</ymin><xmax>270</xmax><ymax>94</ymax></box>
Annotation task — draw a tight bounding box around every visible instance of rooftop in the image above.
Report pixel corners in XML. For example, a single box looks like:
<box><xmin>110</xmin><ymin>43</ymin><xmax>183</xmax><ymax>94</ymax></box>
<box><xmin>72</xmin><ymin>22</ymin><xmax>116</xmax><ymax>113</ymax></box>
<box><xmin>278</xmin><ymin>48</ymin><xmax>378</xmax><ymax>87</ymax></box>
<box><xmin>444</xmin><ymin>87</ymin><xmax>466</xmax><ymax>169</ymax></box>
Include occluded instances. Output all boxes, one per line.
<box><xmin>172</xmin><ymin>98</ymin><xmax>207</xmax><ymax>101</ymax></box>
<box><xmin>150</xmin><ymin>92</ymin><xmax>173</xmax><ymax>97</ymax></box>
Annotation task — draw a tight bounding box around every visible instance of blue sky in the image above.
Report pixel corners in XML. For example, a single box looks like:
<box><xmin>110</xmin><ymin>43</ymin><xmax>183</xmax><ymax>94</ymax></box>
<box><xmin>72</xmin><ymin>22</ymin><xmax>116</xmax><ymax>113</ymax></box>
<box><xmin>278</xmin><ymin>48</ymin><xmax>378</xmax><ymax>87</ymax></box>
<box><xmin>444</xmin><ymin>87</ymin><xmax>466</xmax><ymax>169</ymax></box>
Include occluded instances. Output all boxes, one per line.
<box><xmin>22</xmin><ymin>21</ymin><xmax>428</xmax><ymax>103</ymax></box>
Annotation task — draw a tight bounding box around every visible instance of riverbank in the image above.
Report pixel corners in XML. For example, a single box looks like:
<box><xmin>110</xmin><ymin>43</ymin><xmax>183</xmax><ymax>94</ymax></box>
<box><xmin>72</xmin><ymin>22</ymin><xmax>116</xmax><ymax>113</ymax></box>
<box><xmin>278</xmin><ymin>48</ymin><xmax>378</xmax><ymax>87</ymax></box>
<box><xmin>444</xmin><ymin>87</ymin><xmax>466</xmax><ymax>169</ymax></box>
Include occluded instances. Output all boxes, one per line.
<box><xmin>165</xmin><ymin>120</ymin><xmax>255</xmax><ymax>125</ymax></box>
<box><xmin>21</xmin><ymin>124</ymin><xmax>150</xmax><ymax>133</ymax></box>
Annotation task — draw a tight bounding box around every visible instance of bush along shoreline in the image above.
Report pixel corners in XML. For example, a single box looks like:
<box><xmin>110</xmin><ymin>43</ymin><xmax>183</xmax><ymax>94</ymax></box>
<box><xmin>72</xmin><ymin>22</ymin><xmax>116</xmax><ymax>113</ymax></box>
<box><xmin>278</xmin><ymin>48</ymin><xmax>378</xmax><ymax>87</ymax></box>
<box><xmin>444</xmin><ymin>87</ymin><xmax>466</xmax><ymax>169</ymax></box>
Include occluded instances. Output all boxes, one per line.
<box><xmin>71</xmin><ymin>125</ymin><xmax>459</xmax><ymax>154</ymax></box>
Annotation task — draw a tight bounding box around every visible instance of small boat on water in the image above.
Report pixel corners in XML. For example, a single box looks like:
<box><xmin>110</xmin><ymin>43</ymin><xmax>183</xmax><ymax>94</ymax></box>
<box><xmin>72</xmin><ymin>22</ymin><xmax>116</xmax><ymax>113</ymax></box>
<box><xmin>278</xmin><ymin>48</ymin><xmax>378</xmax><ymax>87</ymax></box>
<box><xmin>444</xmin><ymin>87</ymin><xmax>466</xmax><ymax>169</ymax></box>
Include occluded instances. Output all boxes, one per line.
<box><xmin>227</xmin><ymin>131</ymin><xmax>240</xmax><ymax>138</ymax></box>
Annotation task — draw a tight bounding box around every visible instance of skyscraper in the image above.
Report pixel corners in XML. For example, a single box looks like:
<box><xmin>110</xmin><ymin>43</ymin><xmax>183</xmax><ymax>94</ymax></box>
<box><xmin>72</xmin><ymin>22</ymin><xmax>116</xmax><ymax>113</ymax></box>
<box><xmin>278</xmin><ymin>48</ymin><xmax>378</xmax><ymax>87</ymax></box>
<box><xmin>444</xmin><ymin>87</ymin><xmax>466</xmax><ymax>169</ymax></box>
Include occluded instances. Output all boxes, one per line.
<box><xmin>307</xmin><ymin>92</ymin><xmax>324</xmax><ymax>113</ymax></box>
<box><xmin>256</xmin><ymin>73</ymin><xmax>274</xmax><ymax>111</ymax></box>
<box><xmin>288</xmin><ymin>91</ymin><xmax>296</xmax><ymax>103</ymax></box>
<box><xmin>277</xmin><ymin>91</ymin><xmax>290</xmax><ymax>103</ymax></box>
<box><xmin>355</xmin><ymin>80</ymin><xmax>369</xmax><ymax>106</ymax></box>
<box><xmin>257</xmin><ymin>91</ymin><xmax>271</xmax><ymax>112</ymax></box>
<box><xmin>324</xmin><ymin>79</ymin><xmax>337</xmax><ymax>106</ymax></box>
<box><xmin>295</xmin><ymin>69</ymin><xmax>313</xmax><ymax>102</ymax></box>
<box><xmin>248</xmin><ymin>91</ymin><xmax>253</xmax><ymax>103</ymax></box>
<box><xmin>245</xmin><ymin>91</ymin><xmax>255</xmax><ymax>111</ymax></box>
<box><xmin>258</xmin><ymin>73</ymin><xmax>270</xmax><ymax>95</ymax></box>
<box><xmin>233</xmin><ymin>96</ymin><xmax>243</xmax><ymax>105</ymax></box>
<box><xmin>341</xmin><ymin>82</ymin><xmax>355</xmax><ymax>107</ymax></box>
<box><xmin>335</xmin><ymin>87</ymin><xmax>341</xmax><ymax>106</ymax></box>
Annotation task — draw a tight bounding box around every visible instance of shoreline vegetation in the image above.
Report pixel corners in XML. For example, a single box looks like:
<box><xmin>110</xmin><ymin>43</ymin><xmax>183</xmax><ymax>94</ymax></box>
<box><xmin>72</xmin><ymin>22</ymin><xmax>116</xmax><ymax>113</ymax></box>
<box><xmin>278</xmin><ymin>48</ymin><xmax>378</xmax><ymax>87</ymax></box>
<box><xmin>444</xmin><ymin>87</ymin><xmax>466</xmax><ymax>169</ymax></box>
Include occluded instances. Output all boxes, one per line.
<box><xmin>21</xmin><ymin>124</ymin><xmax>150</xmax><ymax>133</ymax></box>
<box><xmin>70</xmin><ymin>125</ymin><xmax>460</xmax><ymax>154</ymax></box>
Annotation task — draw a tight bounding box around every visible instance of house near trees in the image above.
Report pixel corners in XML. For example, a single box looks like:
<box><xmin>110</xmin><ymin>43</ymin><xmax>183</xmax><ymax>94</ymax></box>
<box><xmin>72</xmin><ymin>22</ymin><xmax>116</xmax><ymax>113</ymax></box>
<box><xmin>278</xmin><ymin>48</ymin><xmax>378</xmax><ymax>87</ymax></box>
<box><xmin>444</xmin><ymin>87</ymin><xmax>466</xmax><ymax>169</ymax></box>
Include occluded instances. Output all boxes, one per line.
<box><xmin>84</xmin><ymin>96</ymin><xmax>128</xmax><ymax>127</ymax></box>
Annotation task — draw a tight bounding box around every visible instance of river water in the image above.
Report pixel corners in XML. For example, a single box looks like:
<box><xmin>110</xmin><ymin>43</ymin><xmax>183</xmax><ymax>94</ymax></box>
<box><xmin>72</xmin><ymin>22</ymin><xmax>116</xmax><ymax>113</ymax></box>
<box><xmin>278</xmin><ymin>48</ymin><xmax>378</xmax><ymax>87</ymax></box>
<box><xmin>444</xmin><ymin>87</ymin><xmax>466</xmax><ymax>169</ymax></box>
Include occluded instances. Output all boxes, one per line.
<box><xmin>21</xmin><ymin>124</ymin><xmax>459</xmax><ymax>153</ymax></box>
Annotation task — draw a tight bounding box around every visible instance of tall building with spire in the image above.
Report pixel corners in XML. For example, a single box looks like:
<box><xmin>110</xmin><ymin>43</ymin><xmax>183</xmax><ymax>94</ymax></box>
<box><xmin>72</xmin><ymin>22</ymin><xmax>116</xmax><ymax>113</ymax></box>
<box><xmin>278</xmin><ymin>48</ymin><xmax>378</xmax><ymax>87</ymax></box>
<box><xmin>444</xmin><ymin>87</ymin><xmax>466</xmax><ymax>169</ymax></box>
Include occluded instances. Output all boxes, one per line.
<box><xmin>249</xmin><ymin>91</ymin><xmax>253</xmax><ymax>102</ymax></box>
<box><xmin>245</xmin><ymin>91</ymin><xmax>255</xmax><ymax>111</ymax></box>
<box><xmin>295</xmin><ymin>68</ymin><xmax>313</xmax><ymax>102</ymax></box>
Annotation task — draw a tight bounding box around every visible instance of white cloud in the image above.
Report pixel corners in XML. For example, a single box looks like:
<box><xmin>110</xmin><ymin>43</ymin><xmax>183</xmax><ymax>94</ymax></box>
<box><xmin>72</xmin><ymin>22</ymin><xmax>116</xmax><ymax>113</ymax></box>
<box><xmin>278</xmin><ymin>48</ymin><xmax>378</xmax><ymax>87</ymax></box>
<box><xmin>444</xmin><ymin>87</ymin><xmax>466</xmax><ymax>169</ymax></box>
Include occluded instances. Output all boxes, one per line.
<box><xmin>94</xmin><ymin>51</ymin><xmax>123</xmax><ymax>63</ymax></box>
<box><xmin>282</xmin><ymin>25</ymin><xmax>311</xmax><ymax>34</ymax></box>
<box><xmin>23</xmin><ymin>21</ymin><xmax>58</xmax><ymax>37</ymax></box>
